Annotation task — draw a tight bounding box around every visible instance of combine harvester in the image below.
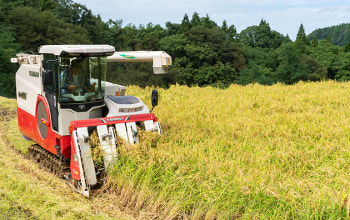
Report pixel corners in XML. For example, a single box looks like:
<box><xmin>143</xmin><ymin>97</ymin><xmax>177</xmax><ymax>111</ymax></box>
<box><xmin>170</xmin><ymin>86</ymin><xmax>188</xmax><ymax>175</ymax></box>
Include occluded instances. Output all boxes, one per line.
<box><xmin>11</xmin><ymin>45</ymin><xmax>172</xmax><ymax>197</ymax></box>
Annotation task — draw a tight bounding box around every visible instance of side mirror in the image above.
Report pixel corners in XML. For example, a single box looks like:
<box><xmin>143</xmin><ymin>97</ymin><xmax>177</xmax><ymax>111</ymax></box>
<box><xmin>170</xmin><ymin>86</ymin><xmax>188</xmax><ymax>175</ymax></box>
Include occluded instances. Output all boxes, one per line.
<box><xmin>42</xmin><ymin>70</ymin><xmax>53</xmax><ymax>87</ymax></box>
<box><xmin>151</xmin><ymin>89</ymin><xmax>158</xmax><ymax>107</ymax></box>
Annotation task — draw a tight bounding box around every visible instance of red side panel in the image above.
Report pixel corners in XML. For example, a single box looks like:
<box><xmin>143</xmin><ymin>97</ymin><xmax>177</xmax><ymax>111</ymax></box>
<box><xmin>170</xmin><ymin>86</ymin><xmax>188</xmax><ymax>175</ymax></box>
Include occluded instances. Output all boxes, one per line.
<box><xmin>17</xmin><ymin>107</ymin><xmax>36</xmax><ymax>140</ymax></box>
<box><xmin>60</xmin><ymin>135</ymin><xmax>71</xmax><ymax>159</ymax></box>
<box><xmin>17</xmin><ymin>95</ymin><xmax>63</xmax><ymax>157</ymax></box>
<box><xmin>70</xmin><ymin>136</ymin><xmax>81</xmax><ymax>180</ymax></box>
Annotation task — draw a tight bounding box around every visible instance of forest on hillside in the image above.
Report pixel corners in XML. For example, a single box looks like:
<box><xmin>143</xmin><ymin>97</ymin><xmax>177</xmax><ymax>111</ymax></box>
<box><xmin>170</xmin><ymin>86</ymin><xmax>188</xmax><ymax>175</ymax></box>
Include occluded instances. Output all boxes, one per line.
<box><xmin>308</xmin><ymin>23</ymin><xmax>350</xmax><ymax>46</ymax></box>
<box><xmin>1</xmin><ymin>0</ymin><xmax>350</xmax><ymax>97</ymax></box>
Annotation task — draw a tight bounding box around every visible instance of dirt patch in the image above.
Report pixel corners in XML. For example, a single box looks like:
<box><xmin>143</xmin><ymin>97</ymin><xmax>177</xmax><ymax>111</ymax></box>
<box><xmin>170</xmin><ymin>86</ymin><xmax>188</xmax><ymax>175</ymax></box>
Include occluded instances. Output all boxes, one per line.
<box><xmin>0</xmin><ymin>108</ymin><xmax>16</xmax><ymax>122</ymax></box>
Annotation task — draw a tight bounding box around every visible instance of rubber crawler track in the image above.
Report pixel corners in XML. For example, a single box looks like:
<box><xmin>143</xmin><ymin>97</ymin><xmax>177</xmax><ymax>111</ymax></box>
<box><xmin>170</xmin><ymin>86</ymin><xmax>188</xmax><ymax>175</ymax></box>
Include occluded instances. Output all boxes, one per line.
<box><xmin>27</xmin><ymin>144</ymin><xmax>70</xmax><ymax>178</ymax></box>
<box><xmin>27</xmin><ymin>144</ymin><xmax>105</xmax><ymax>196</ymax></box>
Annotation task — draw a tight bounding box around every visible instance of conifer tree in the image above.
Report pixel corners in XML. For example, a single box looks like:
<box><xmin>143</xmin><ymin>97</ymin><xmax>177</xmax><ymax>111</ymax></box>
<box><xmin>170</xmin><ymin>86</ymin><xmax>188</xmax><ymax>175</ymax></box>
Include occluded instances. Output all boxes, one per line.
<box><xmin>296</xmin><ymin>24</ymin><xmax>309</xmax><ymax>45</ymax></box>
<box><xmin>311</xmin><ymin>35</ymin><xmax>318</xmax><ymax>47</ymax></box>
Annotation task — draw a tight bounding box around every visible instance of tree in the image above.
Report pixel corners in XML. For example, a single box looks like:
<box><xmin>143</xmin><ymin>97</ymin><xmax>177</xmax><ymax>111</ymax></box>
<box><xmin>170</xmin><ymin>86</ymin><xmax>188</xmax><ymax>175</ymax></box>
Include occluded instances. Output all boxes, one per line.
<box><xmin>311</xmin><ymin>35</ymin><xmax>318</xmax><ymax>47</ymax></box>
<box><xmin>160</xmin><ymin>20</ymin><xmax>245</xmax><ymax>87</ymax></box>
<box><xmin>188</xmin><ymin>26</ymin><xmax>224</xmax><ymax>48</ymax></box>
<box><xmin>52</xmin><ymin>0</ymin><xmax>110</xmax><ymax>44</ymax></box>
<box><xmin>326</xmin><ymin>35</ymin><xmax>332</xmax><ymax>43</ymax></box>
<box><xmin>239</xmin><ymin>61</ymin><xmax>274</xmax><ymax>85</ymax></box>
<box><xmin>139</xmin><ymin>23</ymin><xmax>164</xmax><ymax>50</ymax></box>
<box><xmin>201</xmin><ymin>14</ymin><xmax>217</xmax><ymax>29</ymax></box>
<box><xmin>104</xmin><ymin>19</ymin><xmax>123</xmax><ymax>49</ymax></box>
<box><xmin>180</xmin><ymin>13</ymin><xmax>190</xmax><ymax>33</ymax></box>
<box><xmin>240</xmin><ymin>45</ymin><xmax>276</xmax><ymax>85</ymax></box>
<box><xmin>300</xmin><ymin>56</ymin><xmax>327</xmax><ymax>81</ymax></box>
<box><xmin>122</xmin><ymin>24</ymin><xmax>141</xmax><ymax>50</ymax></box>
<box><xmin>309</xmin><ymin>39</ymin><xmax>339</xmax><ymax>79</ymax></box>
<box><xmin>159</xmin><ymin>34</ymin><xmax>189</xmax><ymax>59</ymax></box>
<box><xmin>274</xmin><ymin>41</ymin><xmax>327</xmax><ymax>84</ymax></box>
<box><xmin>7</xmin><ymin>7</ymin><xmax>91</xmax><ymax>51</ymax></box>
<box><xmin>191</xmin><ymin>12</ymin><xmax>201</xmax><ymax>27</ymax></box>
<box><xmin>165</xmin><ymin>21</ymin><xmax>181</xmax><ymax>36</ymax></box>
<box><xmin>0</xmin><ymin>25</ymin><xmax>20</xmax><ymax>97</ymax></box>
<box><xmin>238</xmin><ymin>19</ymin><xmax>286</xmax><ymax>49</ymax></box>
<box><xmin>222</xmin><ymin>20</ymin><xmax>237</xmax><ymax>40</ymax></box>
<box><xmin>344</xmin><ymin>41</ymin><xmax>350</xmax><ymax>52</ymax></box>
<box><xmin>296</xmin><ymin>23</ymin><xmax>308</xmax><ymax>44</ymax></box>
<box><xmin>275</xmin><ymin>42</ymin><xmax>306</xmax><ymax>84</ymax></box>
<box><xmin>221</xmin><ymin>20</ymin><xmax>228</xmax><ymax>34</ymax></box>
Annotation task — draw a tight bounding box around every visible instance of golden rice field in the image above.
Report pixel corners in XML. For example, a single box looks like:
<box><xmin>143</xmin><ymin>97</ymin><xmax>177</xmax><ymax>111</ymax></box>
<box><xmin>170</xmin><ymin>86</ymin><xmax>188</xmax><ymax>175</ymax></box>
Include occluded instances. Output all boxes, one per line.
<box><xmin>2</xmin><ymin>81</ymin><xmax>350</xmax><ymax>219</ymax></box>
<box><xmin>112</xmin><ymin>81</ymin><xmax>350</xmax><ymax>219</ymax></box>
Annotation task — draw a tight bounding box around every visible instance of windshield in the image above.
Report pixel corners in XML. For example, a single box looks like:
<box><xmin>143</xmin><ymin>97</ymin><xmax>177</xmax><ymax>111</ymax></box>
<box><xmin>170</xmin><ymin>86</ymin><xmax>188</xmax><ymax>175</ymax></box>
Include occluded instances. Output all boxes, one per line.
<box><xmin>58</xmin><ymin>56</ymin><xmax>107</xmax><ymax>103</ymax></box>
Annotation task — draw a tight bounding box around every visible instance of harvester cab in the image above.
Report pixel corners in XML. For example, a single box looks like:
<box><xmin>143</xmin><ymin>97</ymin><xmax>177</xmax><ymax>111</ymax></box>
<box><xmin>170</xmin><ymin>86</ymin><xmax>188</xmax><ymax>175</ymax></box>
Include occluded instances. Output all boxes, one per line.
<box><xmin>12</xmin><ymin>45</ymin><xmax>172</xmax><ymax>197</ymax></box>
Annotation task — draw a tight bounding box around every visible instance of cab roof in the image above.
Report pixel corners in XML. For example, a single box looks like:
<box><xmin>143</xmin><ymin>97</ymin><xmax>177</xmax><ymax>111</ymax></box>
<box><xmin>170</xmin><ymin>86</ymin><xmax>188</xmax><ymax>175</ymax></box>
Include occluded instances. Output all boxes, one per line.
<box><xmin>39</xmin><ymin>45</ymin><xmax>115</xmax><ymax>56</ymax></box>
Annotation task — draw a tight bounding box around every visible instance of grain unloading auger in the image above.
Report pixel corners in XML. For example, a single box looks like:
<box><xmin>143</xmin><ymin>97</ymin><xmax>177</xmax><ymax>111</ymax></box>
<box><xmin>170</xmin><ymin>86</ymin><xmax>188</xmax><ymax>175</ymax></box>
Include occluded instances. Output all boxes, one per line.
<box><xmin>12</xmin><ymin>45</ymin><xmax>172</xmax><ymax>197</ymax></box>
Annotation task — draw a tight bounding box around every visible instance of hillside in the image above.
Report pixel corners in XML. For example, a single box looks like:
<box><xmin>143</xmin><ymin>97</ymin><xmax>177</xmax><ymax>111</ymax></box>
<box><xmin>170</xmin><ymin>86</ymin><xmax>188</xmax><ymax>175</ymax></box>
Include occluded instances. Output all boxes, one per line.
<box><xmin>308</xmin><ymin>23</ymin><xmax>350</xmax><ymax>46</ymax></box>
<box><xmin>2</xmin><ymin>82</ymin><xmax>350</xmax><ymax>218</ymax></box>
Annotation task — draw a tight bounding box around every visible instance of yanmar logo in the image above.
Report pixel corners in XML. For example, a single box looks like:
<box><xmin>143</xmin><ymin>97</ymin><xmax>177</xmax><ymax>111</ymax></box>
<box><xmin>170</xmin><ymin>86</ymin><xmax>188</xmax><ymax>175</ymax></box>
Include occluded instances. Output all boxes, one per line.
<box><xmin>29</xmin><ymin>71</ymin><xmax>39</xmax><ymax>77</ymax></box>
<box><xmin>107</xmin><ymin>117</ymin><xmax>124</xmax><ymax>122</ymax></box>
<box><xmin>18</xmin><ymin>91</ymin><xmax>27</xmax><ymax>100</ymax></box>
<box><xmin>99</xmin><ymin>117</ymin><xmax>125</xmax><ymax>123</ymax></box>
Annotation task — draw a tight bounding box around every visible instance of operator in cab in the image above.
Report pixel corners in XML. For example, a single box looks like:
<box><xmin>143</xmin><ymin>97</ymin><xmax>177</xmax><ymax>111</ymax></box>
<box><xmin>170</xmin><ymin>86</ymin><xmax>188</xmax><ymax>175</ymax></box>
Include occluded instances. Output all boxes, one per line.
<box><xmin>59</xmin><ymin>56</ymin><xmax>105</xmax><ymax>103</ymax></box>
<box><xmin>61</xmin><ymin>59</ymin><xmax>96</xmax><ymax>94</ymax></box>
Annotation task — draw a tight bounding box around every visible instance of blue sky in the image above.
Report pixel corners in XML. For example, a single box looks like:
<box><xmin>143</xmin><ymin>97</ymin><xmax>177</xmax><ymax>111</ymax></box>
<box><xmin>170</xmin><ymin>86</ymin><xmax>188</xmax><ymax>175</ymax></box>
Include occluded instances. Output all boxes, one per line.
<box><xmin>77</xmin><ymin>0</ymin><xmax>350</xmax><ymax>40</ymax></box>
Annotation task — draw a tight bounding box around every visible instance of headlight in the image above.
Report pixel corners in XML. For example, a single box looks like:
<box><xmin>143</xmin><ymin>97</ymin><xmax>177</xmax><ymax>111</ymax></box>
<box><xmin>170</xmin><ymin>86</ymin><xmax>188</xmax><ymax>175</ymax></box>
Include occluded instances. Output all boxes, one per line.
<box><xmin>135</xmin><ymin>106</ymin><xmax>143</xmax><ymax>111</ymax></box>
<box><xmin>119</xmin><ymin>106</ymin><xmax>143</xmax><ymax>113</ymax></box>
<box><xmin>119</xmin><ymin>108</ymin><xmax>130</xmax><ymax>113</ymax></box>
